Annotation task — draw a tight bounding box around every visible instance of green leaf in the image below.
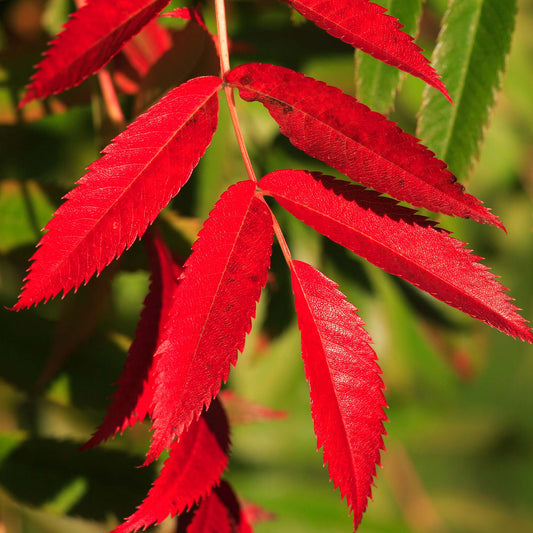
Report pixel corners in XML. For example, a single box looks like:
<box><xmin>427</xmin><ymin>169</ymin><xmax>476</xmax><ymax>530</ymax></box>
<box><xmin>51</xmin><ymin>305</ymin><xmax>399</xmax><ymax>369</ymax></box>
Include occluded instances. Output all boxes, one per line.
<box><xmin>417</xmin><ymin>0</ymin><xmax>517</xmax><ymax>178</ymax></box>
<box><xmin>355</xmin><ymin>0</ymin><xmax>423</xmax><ymax>115</ymax></box>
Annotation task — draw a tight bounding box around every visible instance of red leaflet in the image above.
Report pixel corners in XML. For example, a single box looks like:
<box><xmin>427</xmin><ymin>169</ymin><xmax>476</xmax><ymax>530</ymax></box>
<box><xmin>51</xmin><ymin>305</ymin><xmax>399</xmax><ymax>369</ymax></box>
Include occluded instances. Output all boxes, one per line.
<box><xmin>281</xmin><ymin>0</ymin><xmax>450</xmax><ymax>101</ymax></box>
<box><xmin>113</xmin><ymin>399</ymin><xmax>230</xmax><ymax>533</ymax></box>
<box><xmin>120</xmin><ymin>20</ymin><xmax>173</xmax><ymax>77</ymax></box>
<box><xmin>260</xmin><ymin>170</ymin><xmax>533</xmax><ymax>341</ymax></box>
<box><xmin>82</xmin><ymin>233</ymin><xmax>181</xmax><ymax>450</ymax></box>
<box><xmin>162</xmin><ymin>5</ymin><xmax>219</xmax><ymax>62</ymax></box>
<box><xmin>164</xmin><ymin>6</ymin><xmax>211</xmax><ymax>34</ymax></box>
<box><xmin>181</xmin><ymin>481</ymin><xmax>252</xmax><ymax>533</ymax></box>
<box><xmin>226</xmin><ymin>63</ymin><xmax>502</xmax><ymax>228</ymax></box>
<box><xmin>20</xmin><ymin>0</ymin><xmax>172</xmax><ymax>106</ymax></box>
<box><xmin>290</xmin><ymin>260</ymin><xmax>386</xmax><ymax>528</ymax></box>
<box><xmin>241</xmin><ymin>501</ymin><xmax>276</xmax><ymax>526</ymax></box>
<box><xmin>14</xmin><ymin>76</ymin><xmax>221</xmax><ymax>310</ymax></box>
<box><xmin>219</xmin><ymin>390</ymin><xmax>287</xmax><ymax>425</ymax></box>
<box><xmin>113</xmin><ymin>20</ymin><xmax>173</xmax><ymax>94</ymax></box>
<box><xmin>146</xmin><ymin>181</ymin><xmax>274</xmax><ymax>462</ymax></box>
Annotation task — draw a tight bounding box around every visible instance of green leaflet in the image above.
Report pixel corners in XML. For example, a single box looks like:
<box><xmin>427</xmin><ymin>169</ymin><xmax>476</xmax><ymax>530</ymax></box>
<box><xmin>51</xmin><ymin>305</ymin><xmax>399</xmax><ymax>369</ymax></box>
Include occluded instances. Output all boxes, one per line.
<box><xmin>417</xmin><ymin>0</ymin><xmax>517</xmax><ymax>179</ymax></box>
<box><xmin>355</xmin><ymin>0</ymin><xmax>422</xmax><ymax>115</ymax></box>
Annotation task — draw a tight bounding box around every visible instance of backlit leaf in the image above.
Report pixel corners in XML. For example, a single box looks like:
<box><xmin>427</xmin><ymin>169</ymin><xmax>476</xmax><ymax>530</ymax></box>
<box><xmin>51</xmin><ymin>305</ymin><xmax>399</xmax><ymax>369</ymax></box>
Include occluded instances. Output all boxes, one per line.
<box><xmin>290</xmin><ymin>260</ymin><xmax>387</xmax><ymax>528</ymax></box>
<box><xmin>259</xmin><ymin>170</ymin><xmax>533</xmax><ymax>341</ymax></box>
<box><xmin>13</xmin><ymin>75</ymin><xmax>221</xmax><ymax>310</ymax></box>
<box><xmin>146</xmin><ymin>180</ymin><xmax>274</xmax><ymax>462</ymax></box>
<box><xmin>113</xmin><ymin>19</ymin><xmax>173</xmax><ymax>93</ymax></box>
<box><xmin>227</xmin><ymin>63</ymin><xmax>501</xmax><ymax>228</ymax></box>
<box><xmin>20</xmin><ymin>0</ymin><xmax>172</xmax><ymax>106</ymax></box>
<box><xmin>355</xmin><ymin>0</ymin><xmax>423</xmax><ymax>115</ymax></box>
<box><xmin>82</xmin><ymin>232</ymin><xmax>181</xmax><ymax>450</ymax></box>
<box><xmin>281</xmin><ymin>0</ymin><xmax>449</xmax><ymax>100</ymax></box>
<box><xmin>180</xmin><ymin>481</ymin><xmax>252</xmax><ymax>533</ymax></box>
<box><xmin>113</xmin><ymin>399</ymin><xmax>230</xmax><ymax>533</ymax></box>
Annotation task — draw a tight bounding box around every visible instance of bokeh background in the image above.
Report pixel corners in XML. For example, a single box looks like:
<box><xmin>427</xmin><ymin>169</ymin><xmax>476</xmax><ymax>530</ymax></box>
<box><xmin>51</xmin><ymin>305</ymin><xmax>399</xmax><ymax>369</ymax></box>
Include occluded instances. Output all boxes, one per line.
<box><xmin>0</xmin><ymin>0</ymin><xmax>532</xmax><ymax>532</ymax></box>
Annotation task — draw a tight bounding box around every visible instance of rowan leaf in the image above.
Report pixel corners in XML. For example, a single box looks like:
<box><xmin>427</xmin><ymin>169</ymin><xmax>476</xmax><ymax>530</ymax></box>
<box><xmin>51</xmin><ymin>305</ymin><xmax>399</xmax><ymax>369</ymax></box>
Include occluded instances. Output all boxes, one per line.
<box><xmin>81</xmin><ymin>232</ymin><xmax>181</xmax><ymax>450</ymax></box>
<box><xmin>13</xmin><ymin>75</ymin><xmax>221</xmax><ymax>310</ymax></box>
<box><xmin>226</xmin><ymin>63</ymin><xmax>502</xmax><ymax>228</ymax></box>
<box><xmin>280</xmin><ymin>0</ymin><xmax>450</xmax><ymax>100</ymax></box>
<box><xmin>113</xmin><ymin>399</ymin><xmax>230</xmax><ymax>533</ymax></box>
<box><xmin>355</xmin><ymin>0</ymin><xmax>423</xmax><ymax>115</ymax></box>
<box><xmin>180</xmin><ymin>481</ymin><xmax>252</xmax><ymax>533</ymax></box>
<box><xmin>20</xmin><ymin>0</ymin><xmax>172</xmax><ymax>106</ymax></box>
<box><xmin>113</xmin><ymin>19</ymin><xmax>173</xmax><ymax>94</ymax></box>
<box><xmin>417</xmin><ymin>0</ymin><xmax>517</xmax><ymax>178</ymax></box>
<box><xmin>146</xmin><ymin>181</ymin><xmax>274</xmax><ymax>462</ymax></box>
<box><xmin>290</xmin><ymin>260</ymin><xmax>387</xmax><ymax>528</ymax></box>
<box><xmin>259</xmin><ymin>170</ymin><xmax>533</xmax><ymax>342</ymax></box>
<box><xmin>120</xmin><ymin>19</ymin><xmax>173</xmax><ymax>77</ymax></box>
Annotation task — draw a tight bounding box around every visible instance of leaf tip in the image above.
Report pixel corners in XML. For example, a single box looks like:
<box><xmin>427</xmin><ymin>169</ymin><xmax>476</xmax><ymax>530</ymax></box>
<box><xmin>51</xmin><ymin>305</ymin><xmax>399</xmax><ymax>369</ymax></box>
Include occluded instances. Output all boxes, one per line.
<box><xmin>18</xmin><ymin>91</ymin><xmax>34</xmax><ymax>109</ymax></box>
<box><xmin>440</xmin><ymin>84</ymin><xmax>453</xmax><ymax>105</ymax></box>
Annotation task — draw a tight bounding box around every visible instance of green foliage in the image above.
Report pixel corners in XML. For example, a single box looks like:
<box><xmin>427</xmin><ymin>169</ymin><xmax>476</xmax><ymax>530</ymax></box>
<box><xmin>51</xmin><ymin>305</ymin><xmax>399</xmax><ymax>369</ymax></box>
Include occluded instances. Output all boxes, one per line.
<box><xmin>417</xmin><ymin>0</ymin><xmax>517</xmax><ymax>178</ymax></box>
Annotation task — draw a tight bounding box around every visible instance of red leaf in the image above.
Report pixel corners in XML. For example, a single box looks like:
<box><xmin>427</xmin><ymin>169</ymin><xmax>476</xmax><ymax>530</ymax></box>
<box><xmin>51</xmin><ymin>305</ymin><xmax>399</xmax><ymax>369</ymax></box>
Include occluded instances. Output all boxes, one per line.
<box><xmin>290</xmin><ymin>260</ymin><xmax>387</xmax><ymax>528</ymax></box>
<box><xmin>260</xmin><ymin>170</ymin><xmax>533</xmax><ymax>342</ymax></box>
<box><xmin>20</xmin><ymin>0</ymin><xmax>172</xmax><ymax>106</ymax></box>
<box><xmin>180</xmin><ymin>481</ymin><xmax>252</xmax><ymax>533</ymax></box>
<box><xmin>162</xmin><ymin>6</ymin><xmax>220</xmax><ymax>63</ymax></box>
<box><xmin>241</xmin><ymin>501</ymin><xmax>276</xmax><ymax>526</ymax></box>
<box><xmin>113</xmin><ymin>399</ymin><xmax>230</xmax><ymax>533</ymax></box>
<box><xmin>81</xmin><ymin>232</ymin><xmax>181</xmax><ymax>450</ymax></box>
<box><xmin>13</xmin><ymin>76</ymin><xmax>221</xmax><ymax>310</ymax></box>
<box><xmin>219</xmin><ymin>390</ymin><xmax>287</xmax><ymax>425</ymax></box>
<box><xmin>164</xmin><ymin>6</ymin><xmax>210</xmax><ymax>35</ymax></box>
<box><xmin>280</xmin><ymin>0</ymin><xmax>450</xmax><ymax>100</ymax></box>
<box><xmin>146</xmin><ymin>180</ymin><xmax>274</xmax><ymax>462</ymax></box>
<box><xmin>121</xmin><ymin>19</ymin><xmax>173</xmax><ymax>77</ymax></box>
<box><xmin>226</xmin><ymin>63</ymin><xmax>502</xmax><ymax>229</ymax></box>
<box><xmin>113</xmin><ymin>20</ymin><xmax>173</xmax><ymax>94</ymax></box>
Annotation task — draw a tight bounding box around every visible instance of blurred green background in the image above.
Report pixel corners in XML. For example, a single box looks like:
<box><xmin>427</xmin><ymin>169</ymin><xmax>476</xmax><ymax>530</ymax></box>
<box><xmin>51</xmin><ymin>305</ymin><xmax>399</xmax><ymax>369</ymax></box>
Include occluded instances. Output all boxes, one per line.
<box><xmin>0</xmin><ymin>0</ymin><xmax>532</xmax><ymax>532</ymax></box>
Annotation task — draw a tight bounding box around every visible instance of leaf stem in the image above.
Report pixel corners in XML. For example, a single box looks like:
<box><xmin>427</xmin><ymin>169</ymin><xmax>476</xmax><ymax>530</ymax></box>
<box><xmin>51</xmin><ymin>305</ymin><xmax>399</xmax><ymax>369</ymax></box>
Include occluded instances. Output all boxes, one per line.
<box><xmin>97</xmin><ymin>68</ymin><xmax>126</xmax><ymax>127</ymax></box>
<box><xmin>73</xmin><ymin>0</ymin><xmax>125</xmax><ymax>127</ymax></box>
<box><xmin>271</xmin><ymin>208</ymin><xmax>293</xmax><ymax>268</ymax></box>
<box><xmin>214</xmin><ymin>0</ymin><xmax>257</xmax><ymax>183</ymax></box>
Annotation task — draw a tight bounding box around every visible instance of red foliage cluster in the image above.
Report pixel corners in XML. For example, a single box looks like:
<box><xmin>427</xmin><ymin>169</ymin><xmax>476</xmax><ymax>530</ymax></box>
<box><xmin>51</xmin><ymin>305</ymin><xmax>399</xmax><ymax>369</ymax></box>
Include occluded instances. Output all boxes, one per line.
<box><xmin>14</xmin><ymin>0</ymin><xmax>532</xmax><ymax>531</ymax></box>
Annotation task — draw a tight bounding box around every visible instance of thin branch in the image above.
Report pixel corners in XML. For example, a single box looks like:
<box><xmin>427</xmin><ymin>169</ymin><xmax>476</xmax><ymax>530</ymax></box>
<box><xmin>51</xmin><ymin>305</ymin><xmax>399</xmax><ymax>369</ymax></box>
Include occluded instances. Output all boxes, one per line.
<box><xmin>97</xmin><ymin>68</ymin><xmax>126</xmax><ymax>127</ymax></box>
<box><xmin>214</xmin><ymin>0</ymin><xmax>257</xmax><ymax>183</ymax></box>
<box><xmin>270</xmin><ymin>203</ymin><xmax>293</xmax><ymax>268</ymax></box>
<box><xmin>73</xmin><ymin>0</ymin><xmax>125</xmax><ymax>127</ymax></box>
